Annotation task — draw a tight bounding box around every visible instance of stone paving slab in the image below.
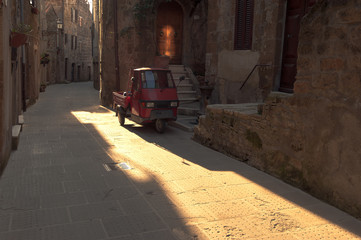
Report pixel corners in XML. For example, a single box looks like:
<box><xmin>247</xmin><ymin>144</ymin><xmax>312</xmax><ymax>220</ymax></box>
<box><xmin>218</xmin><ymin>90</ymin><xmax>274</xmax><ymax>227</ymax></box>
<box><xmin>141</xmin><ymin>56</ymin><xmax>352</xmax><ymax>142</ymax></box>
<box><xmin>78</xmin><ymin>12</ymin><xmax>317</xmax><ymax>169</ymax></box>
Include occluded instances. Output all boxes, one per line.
<box><xmin>0</xmin><ymin>82</ymin><xmax>360</xmax><ymax>240</ymax></box>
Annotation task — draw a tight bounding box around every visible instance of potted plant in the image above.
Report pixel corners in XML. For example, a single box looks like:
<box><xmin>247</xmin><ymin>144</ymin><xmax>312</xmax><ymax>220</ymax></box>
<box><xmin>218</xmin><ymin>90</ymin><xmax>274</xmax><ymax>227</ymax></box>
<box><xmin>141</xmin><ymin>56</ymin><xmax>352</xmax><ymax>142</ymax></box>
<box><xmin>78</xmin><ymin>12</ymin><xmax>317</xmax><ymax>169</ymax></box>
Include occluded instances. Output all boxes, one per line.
<box><xmin>40</xmin><ymin>53</ymin><xmax>50</xmax><ymax>66</ymax></box>
<box><xmin>40</xmin><ymin>81</ymin><xmax>47</xmax><ymax>92</ymax></box>
<box><xmin>10</xmin><ymin>24</ymin><xmax>32</xmax><ymax>48</ymax></box>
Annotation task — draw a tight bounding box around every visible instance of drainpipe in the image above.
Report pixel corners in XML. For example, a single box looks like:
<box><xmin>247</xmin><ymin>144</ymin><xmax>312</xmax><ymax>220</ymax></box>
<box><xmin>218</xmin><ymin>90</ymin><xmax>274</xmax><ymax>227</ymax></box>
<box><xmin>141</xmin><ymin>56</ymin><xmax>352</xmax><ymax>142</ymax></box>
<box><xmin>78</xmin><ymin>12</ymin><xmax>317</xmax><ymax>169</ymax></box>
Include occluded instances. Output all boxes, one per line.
<box><xmin>113</xmin><ymin>0</ymin><xmax>120</xmax><ymax>90</ymax></box>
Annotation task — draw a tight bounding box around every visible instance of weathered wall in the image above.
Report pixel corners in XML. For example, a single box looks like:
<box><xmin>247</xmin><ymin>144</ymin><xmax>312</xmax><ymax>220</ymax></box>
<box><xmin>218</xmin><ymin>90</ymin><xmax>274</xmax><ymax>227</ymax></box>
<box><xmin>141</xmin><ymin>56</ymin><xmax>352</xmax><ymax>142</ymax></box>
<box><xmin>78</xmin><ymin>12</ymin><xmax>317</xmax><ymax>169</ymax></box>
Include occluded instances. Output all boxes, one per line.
<box><xmin>99</xmin><ymin>0</ymin><xmax>208</xmax><ymax>107</ymax></box>
<box><xmin>195</xmin><ymin>0</ymin><xmax>361</xmax><ymax>218</ymax></box>
<box><xmin>92</xmin><ymin>0</ymin><xmax>100</xmax><ymax>90</ymax></box>
<box><xmin>25</xmin><ymin>2</ymin><xmax>41</xmax><ymax>105</ymax></box>
<box><xmin>205</xmin><ymin>0</ymin><xmax>285</xmax><ymax>104</ymax></box>
<box><xmin>0</xmin><ymin>0</ymin><xmax>13</xmax><ymax>170</ymax></box>
<box><xmin>63</xmin><ymin>0</ymin><xmax>92</xmax><ymax>82</ymax></box>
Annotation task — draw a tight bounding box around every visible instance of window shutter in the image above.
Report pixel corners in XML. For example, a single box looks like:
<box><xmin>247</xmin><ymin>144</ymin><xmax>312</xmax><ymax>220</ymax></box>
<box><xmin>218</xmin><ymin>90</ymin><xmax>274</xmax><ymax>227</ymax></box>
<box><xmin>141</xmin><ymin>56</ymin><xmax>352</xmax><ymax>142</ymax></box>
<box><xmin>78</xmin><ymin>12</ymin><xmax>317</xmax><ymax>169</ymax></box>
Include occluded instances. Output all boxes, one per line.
<box><xmin>234</xmin><ymin>0</ymin><xmax>254</xmax><ymax>50</ymax></box>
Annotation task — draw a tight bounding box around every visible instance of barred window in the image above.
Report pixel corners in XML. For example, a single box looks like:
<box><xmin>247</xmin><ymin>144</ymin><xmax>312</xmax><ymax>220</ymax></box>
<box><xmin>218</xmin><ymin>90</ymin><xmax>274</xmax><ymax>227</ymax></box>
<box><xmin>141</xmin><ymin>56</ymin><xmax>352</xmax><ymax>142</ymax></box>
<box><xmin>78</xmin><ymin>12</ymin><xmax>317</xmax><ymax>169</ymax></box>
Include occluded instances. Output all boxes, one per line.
<box><xmin>234</xmin><ymin>0</ymin><xmax>254</xmax><ymax>50</ymax></box>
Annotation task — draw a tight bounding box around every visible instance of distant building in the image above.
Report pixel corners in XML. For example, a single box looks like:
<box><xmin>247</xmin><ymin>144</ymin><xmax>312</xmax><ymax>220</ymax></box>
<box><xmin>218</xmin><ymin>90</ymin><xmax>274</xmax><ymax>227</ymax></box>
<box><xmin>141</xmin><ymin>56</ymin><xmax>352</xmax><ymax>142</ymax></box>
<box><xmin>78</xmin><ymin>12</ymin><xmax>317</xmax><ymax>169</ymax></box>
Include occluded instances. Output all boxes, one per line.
<box><xmin>40</xmin><ymin>0</ymin><xmax>92</xmax><ymax>84</ymax></box>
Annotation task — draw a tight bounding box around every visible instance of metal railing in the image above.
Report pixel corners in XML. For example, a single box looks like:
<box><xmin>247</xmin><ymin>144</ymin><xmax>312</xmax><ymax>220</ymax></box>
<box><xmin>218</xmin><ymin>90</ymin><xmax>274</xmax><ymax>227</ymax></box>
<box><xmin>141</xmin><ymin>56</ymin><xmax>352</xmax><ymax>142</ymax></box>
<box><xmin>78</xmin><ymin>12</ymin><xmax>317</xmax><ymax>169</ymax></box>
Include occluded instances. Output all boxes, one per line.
<box><xmin>239</xmin><ymin>64</ymin><xmax>271</xmax><ymax>91</ymax></box>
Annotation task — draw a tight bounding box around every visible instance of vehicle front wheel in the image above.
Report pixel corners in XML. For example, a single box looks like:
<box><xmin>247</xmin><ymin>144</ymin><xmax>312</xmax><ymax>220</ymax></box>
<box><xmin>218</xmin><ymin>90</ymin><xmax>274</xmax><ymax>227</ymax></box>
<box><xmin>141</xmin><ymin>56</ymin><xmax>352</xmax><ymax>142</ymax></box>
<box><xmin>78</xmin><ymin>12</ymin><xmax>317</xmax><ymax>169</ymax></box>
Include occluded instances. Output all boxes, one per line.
<box><xmin>155</xmin><ymin>119</ymin><xmax>166</xmax><ymax>133</ymax></box>
<box><xmin>118</xmin><ymin>111</ymin><xmax>125</xmax><ymax>126</ymax></box>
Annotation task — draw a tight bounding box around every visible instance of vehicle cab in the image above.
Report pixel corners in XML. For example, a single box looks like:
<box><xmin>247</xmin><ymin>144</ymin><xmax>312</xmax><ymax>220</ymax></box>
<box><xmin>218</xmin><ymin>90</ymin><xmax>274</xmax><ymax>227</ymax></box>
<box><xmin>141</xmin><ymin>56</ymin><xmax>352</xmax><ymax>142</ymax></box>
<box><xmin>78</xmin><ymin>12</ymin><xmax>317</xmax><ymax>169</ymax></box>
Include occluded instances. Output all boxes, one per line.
<box><xmin>114</xmin><ymin>67</ymin><xmax>180</xmax><ymax>133</ymax></box>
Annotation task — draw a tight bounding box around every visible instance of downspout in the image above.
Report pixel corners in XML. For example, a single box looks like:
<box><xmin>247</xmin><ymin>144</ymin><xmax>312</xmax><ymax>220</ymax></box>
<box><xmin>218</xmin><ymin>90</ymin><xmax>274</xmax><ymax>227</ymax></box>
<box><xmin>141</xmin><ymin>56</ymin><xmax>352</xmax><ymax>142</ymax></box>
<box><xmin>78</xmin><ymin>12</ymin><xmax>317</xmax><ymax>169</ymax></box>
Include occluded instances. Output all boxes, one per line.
<box><xmin>113</xmin><ymin>0</ymin><xmax>120</xmax><ymax>90</ymax></box>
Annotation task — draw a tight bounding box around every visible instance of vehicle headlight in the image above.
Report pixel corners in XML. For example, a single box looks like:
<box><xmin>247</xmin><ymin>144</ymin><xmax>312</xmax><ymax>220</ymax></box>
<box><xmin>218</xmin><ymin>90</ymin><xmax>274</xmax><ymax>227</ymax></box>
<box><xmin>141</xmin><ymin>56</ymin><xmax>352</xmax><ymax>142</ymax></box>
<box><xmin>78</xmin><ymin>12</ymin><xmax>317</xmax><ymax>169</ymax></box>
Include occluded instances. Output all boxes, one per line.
<box><xmin>170</xmin><ymin>101</ymin><xmax>178</xmax><ymax>107</ymax></box>
<box><xmin>146</xmin><ymin>102</ymin><xmax>155</xmax><ymax>108</ymax></box>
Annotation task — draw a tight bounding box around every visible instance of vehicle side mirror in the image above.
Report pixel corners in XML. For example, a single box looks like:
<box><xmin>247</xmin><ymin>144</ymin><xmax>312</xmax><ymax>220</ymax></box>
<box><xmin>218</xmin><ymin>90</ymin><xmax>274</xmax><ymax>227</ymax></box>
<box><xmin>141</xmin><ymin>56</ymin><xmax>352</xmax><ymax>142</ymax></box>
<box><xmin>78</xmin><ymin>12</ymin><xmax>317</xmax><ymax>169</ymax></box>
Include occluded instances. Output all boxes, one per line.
<box><xmin>131</xmin><ymin>77</ymin><xmax>135</xmax><ymax>82</ymax></box>
<box><xmin>179</xmin><ymin>76</ymin><xmax>185</xmax><ymax>81</ymax></box>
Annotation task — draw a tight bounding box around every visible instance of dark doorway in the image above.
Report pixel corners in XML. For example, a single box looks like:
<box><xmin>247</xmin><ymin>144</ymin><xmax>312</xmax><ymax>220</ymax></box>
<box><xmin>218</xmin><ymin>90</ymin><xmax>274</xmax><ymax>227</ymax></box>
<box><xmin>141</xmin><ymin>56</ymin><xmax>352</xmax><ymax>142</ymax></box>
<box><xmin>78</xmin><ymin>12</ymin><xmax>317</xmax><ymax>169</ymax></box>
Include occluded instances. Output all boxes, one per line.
<box><xmin>279</xmin><ymin>0</ymin><xmax>316</xmax><ymax>93</ymax></box>
<box><xmin>156</xmin><ymin>1</ymin><xmax>183</xmax><ymax>64</ymax></box>
<box><xmin>77</xmin><ymin>66</ymin><xmax>81</xmax><ymax>81</ymax></box>
<box><xmin>71</xmin><ymin>63</ymin><xmax>75</xmax><ymax>82</ymax></box>
<box><xmin>65</xmin><ymin>58</ymin><xmax>68</xmax><ymax>80</ymax></box>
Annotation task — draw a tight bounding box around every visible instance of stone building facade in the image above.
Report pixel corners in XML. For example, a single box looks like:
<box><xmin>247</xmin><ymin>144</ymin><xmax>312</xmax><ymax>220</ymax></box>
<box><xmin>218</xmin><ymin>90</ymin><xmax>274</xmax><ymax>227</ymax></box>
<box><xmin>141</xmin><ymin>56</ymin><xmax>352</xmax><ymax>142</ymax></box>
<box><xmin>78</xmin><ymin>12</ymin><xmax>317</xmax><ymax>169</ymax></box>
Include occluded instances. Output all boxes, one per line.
<box><xmin>0</xmin><ymin>0</ymin><xmax>41</xmax><ymax>172</ymax></box>
<box><xmin>195</xmin><ymin>0</ymin><xmax>361</xmax><ymax>218</ymax></box>
<box><xmin>96</xmin><ymin>0</ymin><xmax>208</xmax><ymax>107</ymax></box>
<box><xmin>41</xmin><ymin>0</ymin><xmax>92</xmax><ymax>84</ymax></box>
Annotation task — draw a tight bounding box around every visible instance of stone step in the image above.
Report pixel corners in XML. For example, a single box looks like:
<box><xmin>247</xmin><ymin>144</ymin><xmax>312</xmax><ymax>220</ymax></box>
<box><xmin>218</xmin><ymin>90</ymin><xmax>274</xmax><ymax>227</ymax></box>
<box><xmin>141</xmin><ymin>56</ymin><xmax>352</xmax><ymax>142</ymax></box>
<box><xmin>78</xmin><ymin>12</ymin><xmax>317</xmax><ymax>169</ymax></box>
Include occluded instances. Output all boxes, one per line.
<box><xmin>173</xmin><ymin>74</ymin><xmax>189</xmax><ymax>81</ymax></box>
<box><xmin>169</xmin><ymin>65</ymin><xmax>186</xmax><ymax>72</ymax></box>
<box><xmin>12</xmin><ymin>125</ymin><xmax>21</xmax><ymax>150</ymax></box>
<box><xmin>178</xmin><ymin>107</ymin><xmax>199</xmax><ymax>116</ymax></box>
<box><xmin>178</xmin><ymin>97</ymin><xmax>199</xmax><ymax>102</ymax></box>
<box><xmin>177</xmin><ymin>84</ymin><xmax>194</xmax><ymax>92</ymax></box>
<box><xmin>177</xmin><ymin>90</ymin><xmax>198</xmax><ymax>99</ymax></box>
<box><xmin>174</xmin><ymin>78</ymin><xmax>191</xmax><ymax>85</ymax></box>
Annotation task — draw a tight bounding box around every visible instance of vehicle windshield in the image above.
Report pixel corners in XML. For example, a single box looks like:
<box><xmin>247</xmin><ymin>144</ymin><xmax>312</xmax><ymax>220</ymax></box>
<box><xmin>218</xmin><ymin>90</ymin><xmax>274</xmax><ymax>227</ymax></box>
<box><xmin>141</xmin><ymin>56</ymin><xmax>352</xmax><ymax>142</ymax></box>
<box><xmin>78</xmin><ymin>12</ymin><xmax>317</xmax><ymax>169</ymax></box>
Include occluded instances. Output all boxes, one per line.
<box><xmin>141</xmin><ymin>71</ymin><xmax>175</xmax><ymax>89</ymax></box>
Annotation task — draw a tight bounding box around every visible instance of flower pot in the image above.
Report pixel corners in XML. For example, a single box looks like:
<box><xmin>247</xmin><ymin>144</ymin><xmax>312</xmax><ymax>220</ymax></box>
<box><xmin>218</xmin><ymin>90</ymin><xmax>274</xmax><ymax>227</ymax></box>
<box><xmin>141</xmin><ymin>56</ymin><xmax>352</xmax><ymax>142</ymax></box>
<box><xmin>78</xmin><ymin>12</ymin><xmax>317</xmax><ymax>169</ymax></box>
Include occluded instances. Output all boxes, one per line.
<box><xmin>10</xmin><ymin>32</ymin><xmax>28</xmax><ymax>48</ymax></box>
<box><xmin>40</xmin><ymin>85</ymin><xmax>46</xmax><ymax>92</ymax></box>
<box><xmin>154</xmin><ymin>55</ymin><xmax>170</xmax><ymax>69</ymax></box>
<box><xmin>31</xmin><ymin>7</ymin><xmax>39</xmax><ymax>15</ymax></box>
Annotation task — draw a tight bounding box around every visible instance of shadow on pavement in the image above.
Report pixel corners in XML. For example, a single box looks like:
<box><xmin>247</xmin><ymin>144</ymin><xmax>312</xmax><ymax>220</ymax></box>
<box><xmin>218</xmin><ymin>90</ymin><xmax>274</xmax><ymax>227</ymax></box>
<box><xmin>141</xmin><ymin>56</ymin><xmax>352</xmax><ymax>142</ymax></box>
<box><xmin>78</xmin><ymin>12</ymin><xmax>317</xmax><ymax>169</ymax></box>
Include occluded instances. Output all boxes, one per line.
<box><xmin>120</xmin><ymin>118</ymin><xmax>361</xmax><ymax>238</ymax></box>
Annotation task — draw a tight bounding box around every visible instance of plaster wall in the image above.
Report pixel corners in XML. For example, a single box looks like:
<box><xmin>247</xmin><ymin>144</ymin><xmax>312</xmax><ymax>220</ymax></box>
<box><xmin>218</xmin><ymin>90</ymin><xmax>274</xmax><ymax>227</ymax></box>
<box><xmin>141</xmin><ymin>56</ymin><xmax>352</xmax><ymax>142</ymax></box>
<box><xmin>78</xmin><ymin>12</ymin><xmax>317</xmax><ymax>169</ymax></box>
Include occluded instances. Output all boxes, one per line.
<box><xmin>206</xmin><ymin>0</ymin><xmax>285</xmax><ymax>104</ymax></box>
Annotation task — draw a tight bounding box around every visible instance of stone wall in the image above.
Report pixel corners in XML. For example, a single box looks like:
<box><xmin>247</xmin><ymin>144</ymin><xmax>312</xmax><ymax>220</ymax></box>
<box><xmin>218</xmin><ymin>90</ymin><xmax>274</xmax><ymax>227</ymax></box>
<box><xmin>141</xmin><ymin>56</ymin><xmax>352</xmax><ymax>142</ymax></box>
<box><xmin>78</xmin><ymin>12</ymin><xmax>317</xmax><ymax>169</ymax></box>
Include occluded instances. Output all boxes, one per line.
<box><xmin>98</xmin><ymin>0</ymin><xmax>208</xmax><ymax>107</ymax></box>
<box><xmin>25</xmin><ymin>1</ymin><xmax>41</xmax><ymax>105</ymax></box>
<box><xmin>0</xmin><ymin>0</ymin><xmax>13</xmax><ymax>170</ymax></box>
<box><xmin>63</xmin><ymin>0</ymin><xmax>92</xmax><ymax>82</ymax></box>
<box><xmin>195</xmin><ymin>0</ymin><xmax>361</xmax><ymax>218</ymax></box>
<box><xmin>205</xmin><ymin>0</ymin><xmax>285</xmax><ymax>104</ymax></box>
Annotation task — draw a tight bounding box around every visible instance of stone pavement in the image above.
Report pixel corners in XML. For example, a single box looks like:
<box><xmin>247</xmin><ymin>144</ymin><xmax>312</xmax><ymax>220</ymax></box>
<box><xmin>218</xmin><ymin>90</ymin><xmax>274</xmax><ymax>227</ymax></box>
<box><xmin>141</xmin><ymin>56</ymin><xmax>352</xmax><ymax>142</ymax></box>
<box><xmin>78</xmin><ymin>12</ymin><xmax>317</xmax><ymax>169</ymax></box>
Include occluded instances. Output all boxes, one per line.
<box><xmin>0</xmin><ymin>82</ymin><xmax>360</xmax><ymax>240</ymax></box>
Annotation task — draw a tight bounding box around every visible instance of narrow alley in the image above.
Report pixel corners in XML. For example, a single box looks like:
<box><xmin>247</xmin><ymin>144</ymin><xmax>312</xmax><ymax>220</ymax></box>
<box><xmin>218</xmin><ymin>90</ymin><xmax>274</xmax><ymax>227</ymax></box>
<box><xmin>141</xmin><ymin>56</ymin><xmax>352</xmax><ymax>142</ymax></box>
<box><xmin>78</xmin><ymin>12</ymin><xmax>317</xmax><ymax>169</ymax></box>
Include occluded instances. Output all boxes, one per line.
<box><xmin>0</xmin><ymin>82</ymin><xmax>360</xmax><ymax>239</ymax></box>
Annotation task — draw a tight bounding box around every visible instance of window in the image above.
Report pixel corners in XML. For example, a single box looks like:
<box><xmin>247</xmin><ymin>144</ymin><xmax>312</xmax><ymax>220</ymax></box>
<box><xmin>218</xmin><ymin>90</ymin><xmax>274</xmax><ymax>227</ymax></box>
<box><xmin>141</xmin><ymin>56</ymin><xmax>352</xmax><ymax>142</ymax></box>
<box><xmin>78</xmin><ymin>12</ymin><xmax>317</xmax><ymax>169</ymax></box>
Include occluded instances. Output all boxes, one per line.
<box><xmin>75</xmin><ymin>9</ymin><xmax>78</xmax><ymax>23</ymax></box>
<box><xmin>75</xmin><ymin>36</ymin><xmax>77</xmax><ymax>49</ymax></box>
<box><xmin>234</xmin><ymin>0</ymin><xmax>254</xmax><ymax>50</ymax></box>
<box><xmin>71</xmin><ymin>8</ymin><xmax>78</xmax><ymax>23</ymax></box>
<box><xmin>71</xmin><ymin>35</ymin><xmax>74</xmax><ymax>49</ymax></box>
<box><xmin>65</xmin><ymin>34</ymin><xmax>68</xmax><ymax>45</ymax></box>
<box><xmin>141</xmin><ymin>71</ymin><xmax>175</xmax><ymax>89</ymax></box>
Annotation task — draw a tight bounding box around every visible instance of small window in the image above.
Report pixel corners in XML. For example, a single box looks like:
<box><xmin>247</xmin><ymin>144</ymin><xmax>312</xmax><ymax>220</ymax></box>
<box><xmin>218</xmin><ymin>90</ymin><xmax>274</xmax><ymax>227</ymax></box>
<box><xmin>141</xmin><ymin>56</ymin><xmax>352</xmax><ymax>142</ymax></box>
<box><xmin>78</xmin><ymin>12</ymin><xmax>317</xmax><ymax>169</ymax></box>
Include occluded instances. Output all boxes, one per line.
<box><xmin>234</xmin><ymin>0</ymin><xmax>254</xmax><ymax>50</ymax></box>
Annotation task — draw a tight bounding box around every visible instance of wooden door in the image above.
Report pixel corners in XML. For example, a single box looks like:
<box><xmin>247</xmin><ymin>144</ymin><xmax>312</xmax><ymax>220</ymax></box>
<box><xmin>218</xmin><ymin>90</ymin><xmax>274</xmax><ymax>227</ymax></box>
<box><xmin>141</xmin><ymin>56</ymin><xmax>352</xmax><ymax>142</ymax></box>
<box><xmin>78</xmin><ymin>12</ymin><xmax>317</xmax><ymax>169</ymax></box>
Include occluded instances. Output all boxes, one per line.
<box><xmin>279</xmin><ymin>0</ymin><xmax>315</xmax><ymax>93</ymax></box>
<box><xmin>156</xmin><ymin>1</ymin><xmax>183</xmax><ymax>64</ymax></box>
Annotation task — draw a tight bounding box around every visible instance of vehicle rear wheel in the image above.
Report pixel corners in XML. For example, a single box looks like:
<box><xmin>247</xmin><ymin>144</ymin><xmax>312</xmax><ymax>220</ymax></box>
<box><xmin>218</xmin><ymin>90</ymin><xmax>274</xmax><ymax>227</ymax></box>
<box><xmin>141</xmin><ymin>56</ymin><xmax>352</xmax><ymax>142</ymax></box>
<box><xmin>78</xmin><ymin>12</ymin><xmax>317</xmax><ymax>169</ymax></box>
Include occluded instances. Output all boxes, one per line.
<box><xmin>118</xmin><ymin>111</ymin><xmax>125</xmax><ymax>126</ymax></box>
<box><xmin>155</xmin><ymin>119</ymin><xmax>166</xmax><ymax>133</ymax></box>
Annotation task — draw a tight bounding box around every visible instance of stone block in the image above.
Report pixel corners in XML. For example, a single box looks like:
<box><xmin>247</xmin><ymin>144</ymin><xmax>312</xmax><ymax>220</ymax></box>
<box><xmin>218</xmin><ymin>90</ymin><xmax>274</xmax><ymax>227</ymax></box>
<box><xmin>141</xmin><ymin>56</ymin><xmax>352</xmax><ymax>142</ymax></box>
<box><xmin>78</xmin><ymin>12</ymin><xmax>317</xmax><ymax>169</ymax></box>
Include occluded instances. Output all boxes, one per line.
<box><xmin>320</xmin><ymin>58</ymin><xmax>345</xmax><ymax>71</ymax></box>
<box><xmin>311</xmin><ymin>73</ymin><xmax>338</xmax><ymax>89</ymax></box>
<box><xmin>336</xmin><ymin>9</ymin><xmax>361</xmax><ymax>24</ymax></box>
<box><xmin>12</xmin><ymin>125</ymin><xmax>21</xmax><ymax>150</ymax></box>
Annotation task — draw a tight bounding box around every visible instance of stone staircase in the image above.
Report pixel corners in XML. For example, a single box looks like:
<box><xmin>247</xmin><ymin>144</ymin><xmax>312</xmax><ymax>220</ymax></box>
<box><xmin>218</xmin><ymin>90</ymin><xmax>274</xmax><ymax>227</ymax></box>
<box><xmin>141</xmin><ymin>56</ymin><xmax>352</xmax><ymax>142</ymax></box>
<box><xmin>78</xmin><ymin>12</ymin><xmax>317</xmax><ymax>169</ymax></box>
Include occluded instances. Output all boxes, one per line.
<box><xmin>169</xmin><ymin>65</ymin><xmax>200</xmax><ymax>116</ymax></box>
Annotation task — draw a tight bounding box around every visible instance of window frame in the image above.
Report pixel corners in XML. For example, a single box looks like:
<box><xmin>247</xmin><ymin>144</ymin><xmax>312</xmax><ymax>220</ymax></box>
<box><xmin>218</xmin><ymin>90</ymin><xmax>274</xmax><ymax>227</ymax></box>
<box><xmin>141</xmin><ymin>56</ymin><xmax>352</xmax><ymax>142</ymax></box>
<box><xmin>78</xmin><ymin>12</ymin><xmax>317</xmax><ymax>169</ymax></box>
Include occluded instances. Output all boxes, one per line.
<box><xmin>234</xmin><ymin>0</ymin><xmax>254</xmax><ymax>50</ymax></box>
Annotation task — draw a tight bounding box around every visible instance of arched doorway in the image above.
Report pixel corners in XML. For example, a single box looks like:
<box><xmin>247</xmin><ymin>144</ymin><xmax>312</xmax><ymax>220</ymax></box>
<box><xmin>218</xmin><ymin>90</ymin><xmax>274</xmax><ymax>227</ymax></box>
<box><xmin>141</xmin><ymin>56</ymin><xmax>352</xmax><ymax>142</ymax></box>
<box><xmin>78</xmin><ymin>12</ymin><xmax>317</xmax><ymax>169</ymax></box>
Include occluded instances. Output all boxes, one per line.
<box><xmin>156</xmin><ymin>1</ymin><xmax>183</xmax><ymax>64</ymax></box>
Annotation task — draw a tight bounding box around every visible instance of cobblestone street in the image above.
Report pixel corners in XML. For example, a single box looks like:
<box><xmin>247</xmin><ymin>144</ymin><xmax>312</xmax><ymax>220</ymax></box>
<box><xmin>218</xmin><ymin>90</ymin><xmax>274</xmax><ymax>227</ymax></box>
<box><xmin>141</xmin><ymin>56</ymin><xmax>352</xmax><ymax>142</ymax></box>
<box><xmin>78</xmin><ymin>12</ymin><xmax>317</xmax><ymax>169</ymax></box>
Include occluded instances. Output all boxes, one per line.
<box><xmin>0</xmin><ymin>82</ymin><xmax>360</xmax><ymax>239</ymax></box>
